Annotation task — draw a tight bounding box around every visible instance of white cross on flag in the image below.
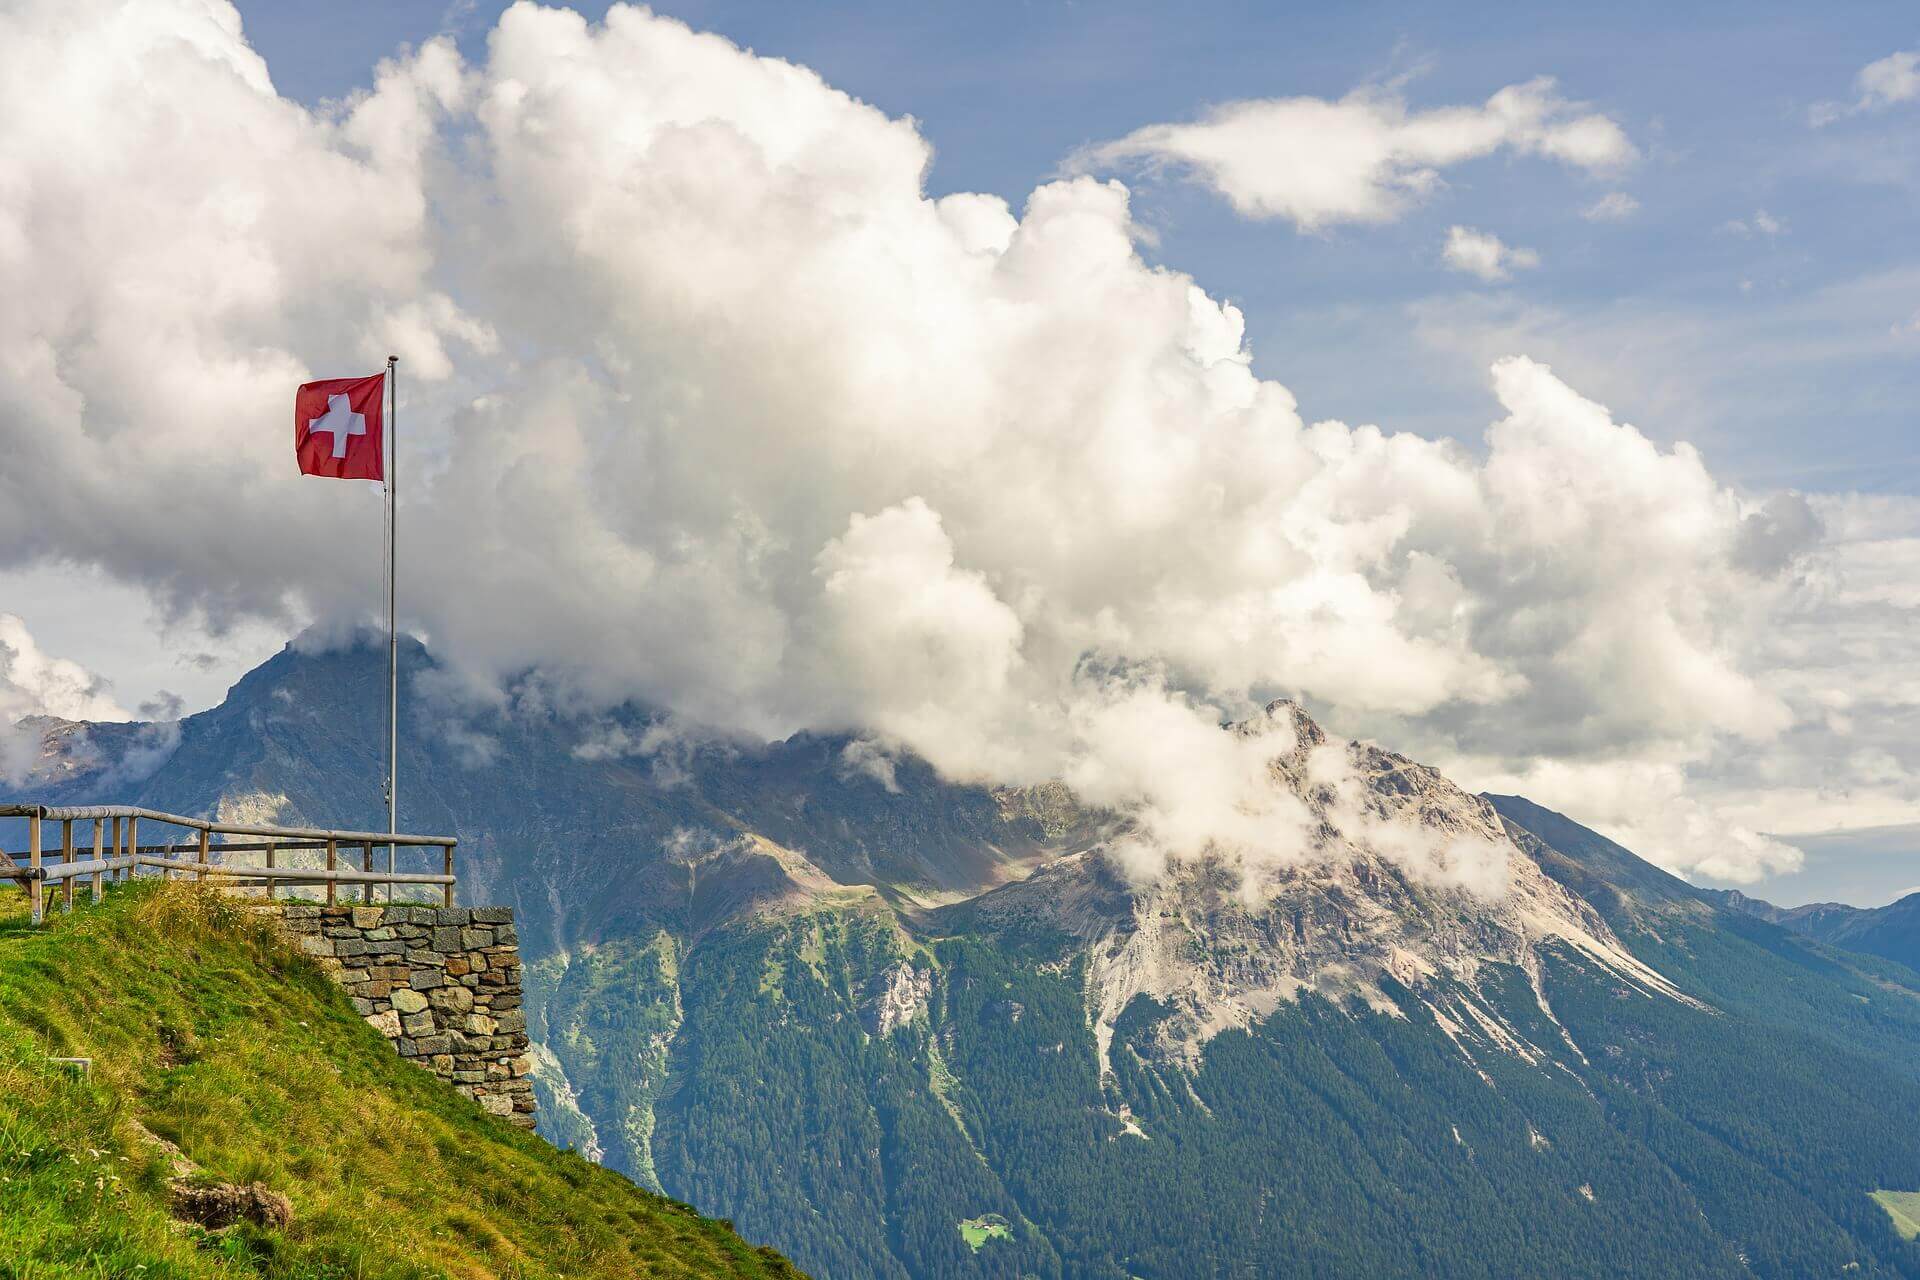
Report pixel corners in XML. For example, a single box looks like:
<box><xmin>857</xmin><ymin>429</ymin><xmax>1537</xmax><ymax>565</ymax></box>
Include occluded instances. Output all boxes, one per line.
<box><xmin>294</xmin><ymin>372</ymin><xmax>385</xmax><ymax>480</ymax></box>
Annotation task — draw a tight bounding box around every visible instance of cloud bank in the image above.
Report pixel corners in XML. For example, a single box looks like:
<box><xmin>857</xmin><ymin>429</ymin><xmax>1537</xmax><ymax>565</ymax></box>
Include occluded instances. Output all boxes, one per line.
<box><xmin>0</xmin><ymin>1</ymin><xmax>1887</xmax><ymax>885</ymax></box>
<box><xmin>1072</xmin><ymin>77</ymin><xmax>1634</xmax><ymax>229</ymax></box>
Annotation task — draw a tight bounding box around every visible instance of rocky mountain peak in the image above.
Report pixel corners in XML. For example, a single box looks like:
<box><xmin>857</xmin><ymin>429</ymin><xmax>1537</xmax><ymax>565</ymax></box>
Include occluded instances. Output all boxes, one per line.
<box><xmin>946</xmin><ymin>705</ymin><xmax>1699</xmax><ymax>1079</ymax></box>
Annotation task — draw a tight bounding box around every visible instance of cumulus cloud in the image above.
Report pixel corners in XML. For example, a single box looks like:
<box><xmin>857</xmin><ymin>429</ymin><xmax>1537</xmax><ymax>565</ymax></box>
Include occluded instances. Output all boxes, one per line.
<box><xmin>0</xmin><ymin>1</ymin><xmax>1862</xmax><ymax>886</ymax></box>
<box><xmin>1072</xmin><ymin>76</ymin><xmax>1634</xmax><ymax>229</ymax></box>
<box><xmin>1442</xmin><ymin>226</ymin><xmax>1540</xmax><ymax>281</ymax></box>
<box><xmin>1811</xmin><ymin>49</ymin><xmax>1920</xmax><ymax>125</ymax></box>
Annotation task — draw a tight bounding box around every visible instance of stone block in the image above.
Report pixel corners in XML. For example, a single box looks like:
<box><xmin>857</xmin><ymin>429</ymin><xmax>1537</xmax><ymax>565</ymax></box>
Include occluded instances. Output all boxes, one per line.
<box><xmin>349</xmin><ymin>997</ymin><xmax>375</xmax><ymax>1015</ymax></box>
<box><xmin>409</xmin><ymin>968</ymin><xmax>446</xmax><ymax>991</ymax></box>
<box><xmin>351</xmin><ymin>907</ymin><xmax>384</xmax><ymax>929</ymax></box>
<box><xmin>365</xmin><ymin>927</ymin><xmax>396</xmax><ymax>941</ymax></box>
<box><xmin>331</xmin><ymin>939</ymin><xmax>369</xmax><ymax>958</ymax></box>
<box><xmin>479</xmin><ymin>1093</ymin><xmax>514</xmax><ymax>1116</ymax></box>
<box><xmin>512</xmin><ymin>1055</ymin><xmax>534</xmax><ymax>1078</ymax></box>
<box><xmin>472</xmin><ymin>907</ymin><xmax>513</xmax><ymax>924</ymax></box>
<box><xmin>432</xmin><ymin>907</ymin><xmax>471</xmax><ymax>926</ymax></box>
<box><xmin>280</xmin><ymin>906</ymin><xmax>322</xmax><ymax>920</ymax></box>
<box><xmin>490</xmin><ymin>993</ymin><xmax>522</xmax><ymax>1011</ymax></box>
<box><xmin>493</xmin><ymin>1010</ymin><xmax>527</xmax><ymax>1035</ymax></box>
<box><xmin>401</xmin><ymin>1011</ymin><xmax>437</xmax><ymax>1038</ymax></box>
<box><xmin>431</xmin><ymin>926</ymin><xmax>462</xmax><ymax>951</ymax></box>
<box><xmin>454</xmin><ymin>1069</ymin><xmax>487</xmax><ymax>1084</ymax></box>
<box><xmin>430</xmin><ymin>1053</ymin><xmax>455</xmax><ymax>1072</ymax></box>
<box><xmin>444</xmin><ymin>955</ymin><xmax>470</xmax><ymax>977</ymax></box>
<box><xmin>297</xmin><ymin>936</ymin><xmax>334</xmax><ymax>957</ymax></box>
<box><xmin>430</xmin><ymin>985</ymin><xmax>474</xmax><ymax>1014</ymax></box>
<box><xmin>406</xmin><ymin>949</ymin><xmax>446</xmax><ymax>968</ymax></box>
<box><xmin>364</xmin><ymin>1009</ymin><xmax>401</xmax><ymax>1037</ymax></box>
<box><xmin>390</xmin><ymin>989</ymin><xmax>429</xmax><ymax>1015</ymax></box>
<box><xmin>464</xmin><ymin>1014</ymin><xmax>498</xmax><ymax>1036</ymax></box>
<box><xmin>459</xmin><ymin>927</ymin><xmax>494</xmax><ymax>949</ymax></box>
<box><xmin>414</xmin><ymin>1035</ymin><xmax>452</xmax><ymax>1056</ymax></box>
<box><xmin>493</xmin><ymin>926</ymin><xmax>518</xmax><ymax>946</ymax></box>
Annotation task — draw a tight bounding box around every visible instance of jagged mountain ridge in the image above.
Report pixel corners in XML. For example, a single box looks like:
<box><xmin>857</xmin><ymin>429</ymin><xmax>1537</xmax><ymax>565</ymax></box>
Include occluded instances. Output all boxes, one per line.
<box><xmin>941</xmin><ymin>700</ymin><xmax>1691</xmax><ymax>1080</ymax></box>
<box><xmin>1709</xmin><ymin>887</ymin><xmax>1920</xmax><ymax>973</ymax></box>
<box><xmin>8</xmin><ymin>639</ymin><xmax>1920</xmax><ymax>1279</ymax></box>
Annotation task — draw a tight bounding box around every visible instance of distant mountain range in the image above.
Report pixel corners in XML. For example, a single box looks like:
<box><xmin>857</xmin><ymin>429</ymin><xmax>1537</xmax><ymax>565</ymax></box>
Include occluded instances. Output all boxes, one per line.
<box><xmin>7</xmin><ymin>639</ymin><xmax>1920</xmax><ymax>1279</ymax></box>
<box><xmin>1707</xmin><ymin>886</ymin><xmax>1920</xmax><ymax>974</ymax></box>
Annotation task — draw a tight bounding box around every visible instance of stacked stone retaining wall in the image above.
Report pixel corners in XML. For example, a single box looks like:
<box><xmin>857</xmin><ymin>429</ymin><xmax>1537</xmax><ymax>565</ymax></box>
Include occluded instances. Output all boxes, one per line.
<box><xmin>268</xmin><ymin>904</ymin><xmax>537</xmax><ymax>1127</ymax></box>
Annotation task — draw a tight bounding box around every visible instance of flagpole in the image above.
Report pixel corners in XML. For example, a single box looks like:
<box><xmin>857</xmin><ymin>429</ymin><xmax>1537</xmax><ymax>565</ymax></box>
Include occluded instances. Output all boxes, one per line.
<box><xmin>386</xmin><ymin>354</ymin><xmax>398</xmax><ymax>899</ymax></box>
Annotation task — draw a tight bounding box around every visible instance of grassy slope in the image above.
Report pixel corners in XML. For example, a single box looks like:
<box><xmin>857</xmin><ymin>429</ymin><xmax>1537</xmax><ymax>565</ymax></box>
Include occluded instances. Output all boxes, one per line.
<box><xmin>1878</xmin><ymin>1192</ymin><xmax>1920</xmax><ymax>1242</ymax></box>
<box><xmin>0</xmin><ymin>882</ymin><xmax>803</xmax><ymax>1280</ymax></box>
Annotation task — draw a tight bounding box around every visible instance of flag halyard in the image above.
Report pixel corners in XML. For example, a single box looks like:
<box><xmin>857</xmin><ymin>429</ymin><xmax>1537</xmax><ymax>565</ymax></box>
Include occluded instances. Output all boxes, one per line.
<box><xmin>295</xmin><ymin>372</ymin><xmax>386</xmax><ymax>480</ymax></box>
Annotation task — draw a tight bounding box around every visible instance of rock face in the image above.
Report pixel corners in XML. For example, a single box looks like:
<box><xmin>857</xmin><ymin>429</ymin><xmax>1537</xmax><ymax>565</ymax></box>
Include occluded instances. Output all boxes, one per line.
<box><xmin>949</xmin><ymin>700</ymin><xmax>1695</xmax><ymax>1076</ymax></box>
<box><xmin>267</xmin><ymin>904</ymin><xmax>536</xmax><ymax>1126</ymax></box>
<box><xmin>858</xmin><ymin>961</ymin><xmax>932</xmax><ymax>1037</ymax></box>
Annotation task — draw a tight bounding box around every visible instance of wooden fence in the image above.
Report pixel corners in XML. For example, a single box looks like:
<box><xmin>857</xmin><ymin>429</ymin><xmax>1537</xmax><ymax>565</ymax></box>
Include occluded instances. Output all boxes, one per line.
<box><xmin>0</xmin><ymin>804</ymin><xmax>458</xmax><ymax>925</ymax></box>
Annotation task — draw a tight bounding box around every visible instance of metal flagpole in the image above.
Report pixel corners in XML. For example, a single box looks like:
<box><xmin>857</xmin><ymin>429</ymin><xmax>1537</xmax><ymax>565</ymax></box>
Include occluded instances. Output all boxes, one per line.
<box><xmin>386</xmin><ymin>355</ymin><xmax>398</xmax><ymax>900</ymax></box>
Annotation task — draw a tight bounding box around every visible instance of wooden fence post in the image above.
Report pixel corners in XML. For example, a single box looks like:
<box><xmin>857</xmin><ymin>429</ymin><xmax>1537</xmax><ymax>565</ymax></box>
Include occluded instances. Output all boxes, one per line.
<box><xmin>361</xmin><ymin>842</ymin><xmax>374</xmax><ymax>905</ymax></box>
<box><xmin>27</xmin><ymin>813</ymin><xmax>41</xmax><ymax>926</ymax></box>
<box><xmin>443</xmin><ymin>845</ymin><xmax>454</xmax><ymax>908</ymax></box>
<box><xmin>126</xmin><ymin>818</ymin><xmax>138</xmax><ymax>882</ymax></box>
<box><xmin>60</xmin><ymin>820</ymin><xmax>73</xmax><ymax>914</ymax></box>
<box><xmin>265</xmin><ymin>841</ymin><xmax>276</xmax><ymax>902</ymax></box>
<box><xmin>90</xmin><ymin>819</ymin><xmax>103</xmax><ymax>904</ymax></box>
<box><xmin>110</xmin><ymin>817</ymin><xmax>122</xmax><ymax>882</ymax></box>
<box><xmin>198</xmin><ymin>827</ymin><xmax>210</xmax><ymax>882</ymax></box>
<box><xmin>325</xmin><ymin>838</ymin><xmax>337</xmax><ymax>907</ymax></box>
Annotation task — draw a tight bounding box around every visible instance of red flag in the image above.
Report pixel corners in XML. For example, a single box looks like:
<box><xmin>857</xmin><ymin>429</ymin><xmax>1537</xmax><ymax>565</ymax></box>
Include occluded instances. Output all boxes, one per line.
<box><xmin>294</xmin><ymin>372</ymin><xmax>385</xmax><ymax>480</ymax></box>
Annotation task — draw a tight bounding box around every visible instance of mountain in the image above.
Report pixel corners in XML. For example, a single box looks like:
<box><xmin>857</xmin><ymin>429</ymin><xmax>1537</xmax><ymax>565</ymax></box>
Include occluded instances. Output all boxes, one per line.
<box><xmin>0</xmin><ymin>878</ymin><xmax>802</xmax><ymax>1278</ymax></box>
<box><xmin>1708</xmin><ymin>886</ymin><xmax>1920</xmax><ymax>974</ymax></box>
<box><xmin>8</xmin><ymin>639</ymin><xmax>1920</xmax><ymax>1279</ymax></box>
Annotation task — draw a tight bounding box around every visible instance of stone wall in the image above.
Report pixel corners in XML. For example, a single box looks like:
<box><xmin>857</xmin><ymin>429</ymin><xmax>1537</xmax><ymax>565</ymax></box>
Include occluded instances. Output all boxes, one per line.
<box><xmin>268</xmin><ymin>904</ymin><xmax>537</xmax><ymax>1127</ymax></box>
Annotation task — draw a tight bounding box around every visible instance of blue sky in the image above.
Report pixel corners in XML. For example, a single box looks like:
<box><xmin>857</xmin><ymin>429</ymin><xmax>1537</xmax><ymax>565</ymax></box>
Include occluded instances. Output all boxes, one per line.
<box><xmin>246</xmin><ymin>0</ymin><xmax>1919</xmax><ymax>494</ymax></box>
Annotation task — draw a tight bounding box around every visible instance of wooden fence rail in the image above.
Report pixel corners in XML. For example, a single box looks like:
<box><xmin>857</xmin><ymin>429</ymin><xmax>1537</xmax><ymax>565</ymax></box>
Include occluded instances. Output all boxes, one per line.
<box><xmin>0</xmin><ymin>804</ymin><xmax>457</xmax><ymax>925</ymax></box>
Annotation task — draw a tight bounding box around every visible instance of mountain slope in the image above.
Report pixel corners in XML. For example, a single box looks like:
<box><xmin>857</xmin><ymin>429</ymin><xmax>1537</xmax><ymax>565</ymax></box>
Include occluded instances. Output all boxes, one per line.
<box><xmin>1709</xmin><ymin>886</ymin><xmax>1920</xmax><ymax>975</ymax></box>
<box><xmin>0</xmin><ymin>880</ymin><xmax>803</xmax><ymax>1278</ymax></box>
<box><xmin>10</xmin><ymin>642</ymin><xmax>1920</xmax><ymax>1278</ymax></box>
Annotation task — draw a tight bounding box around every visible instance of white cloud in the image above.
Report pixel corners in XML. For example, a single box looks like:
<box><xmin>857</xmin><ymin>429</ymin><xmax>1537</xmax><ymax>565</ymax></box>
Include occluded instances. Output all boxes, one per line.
<box><xmin>1581</xmin><ymin>191</ymin><xmax>1639</xmax><ymax>222</ymax></box>
<box><xmin>1071</xmin><ymin>76</ymin><xmax>1634</xmax><ymax>229</ymax></box>
<box><xmin>0</xmin><ymin>613</ymin><xmax>129</xmax><ymax>783</ymax></box>
<box><xmin>1811</xmin><ymin>49</ymin><xmax>1920</xmax><ymax>125</ymax></box>
<box><xmin>1721</xmin><ymin>209</ymin><xmax>1786</xmax><ymax>237</ymax></box>
<box><xmin>0</xmin><ymin>1</ymin><xmax>1872</xmax><ymax>885</ymax></box>
<box><xmin>1442</xmin><ymin>226</ymin><xmax>1540</xmax><ymax>282</ymax></box>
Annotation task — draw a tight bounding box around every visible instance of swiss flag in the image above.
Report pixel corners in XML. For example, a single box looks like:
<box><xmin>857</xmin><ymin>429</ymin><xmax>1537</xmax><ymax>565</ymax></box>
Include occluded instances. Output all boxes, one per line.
<box><xmin>295</xmin><ymin>372</ymin><xmax>385</xmax><ymax>480</ymax></box>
